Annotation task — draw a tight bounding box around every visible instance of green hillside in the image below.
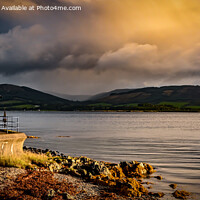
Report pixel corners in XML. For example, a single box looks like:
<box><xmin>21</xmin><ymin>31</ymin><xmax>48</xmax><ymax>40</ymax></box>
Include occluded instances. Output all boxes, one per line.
<box><xmin>1</xmin><ymin>84</ymin><xmax>200</xmax><ymax>111</ymax></box>
<box><xmin>84</xmin><ymin>85</ymin><xmax>200</xmax><ymax>111</ymax></box>
<box><xmin>90</xmin><ymin>86</ymin><xmax>200</xmax><ymax>104</ymax></box>
<box><xmin>0</xmin><ymin>84</ymin><xmax>74</xmax><ymax>110</ymax></box>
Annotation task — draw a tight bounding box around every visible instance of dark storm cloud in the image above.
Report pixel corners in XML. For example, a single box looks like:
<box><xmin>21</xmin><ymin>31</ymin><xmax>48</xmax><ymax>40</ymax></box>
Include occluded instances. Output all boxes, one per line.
<box><xmin>0</xmin><ymin>23</ymin><xmax>103</xmax><ymax>75</ymax></box>
<box><xmin>0</xmin><ymin>0</ymin><xmax>106</xmax><ymax>75</ymax></box>
<box><xmin>1</xmin><ymin>21</ymin><xmax>200</xmax><ymax>78</ymax></box>
<box><xmin>0</xmin><ymin>25</ymin><xmax>60</xmax><ymax>74</ymax></box>
<box><xmin>0</xmin><ymin>17</ymin><xmax>14</xmax><ymax>33</ymax></box>
<box><xmin>1</xmin><ymin>0</ymin><xmax>200</xmax><ymax>94</ymax></box>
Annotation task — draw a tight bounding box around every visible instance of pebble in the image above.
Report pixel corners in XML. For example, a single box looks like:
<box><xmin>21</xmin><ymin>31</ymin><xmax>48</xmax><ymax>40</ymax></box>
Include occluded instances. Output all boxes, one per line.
<box><xmin>47</xmin><ymin>189</ymin><xmax>55</xmax><ymax>197</ymax></box>
<box><xmin>169</xmin><ymin>183</ymin><xmax>177</xmax><ymax>189</ymax></box>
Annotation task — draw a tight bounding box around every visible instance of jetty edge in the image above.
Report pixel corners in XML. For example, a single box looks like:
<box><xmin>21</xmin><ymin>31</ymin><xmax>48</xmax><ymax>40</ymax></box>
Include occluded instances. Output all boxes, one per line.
<box><xmin>0</xmin><ymin>130</ymin><xmax>27</xmax><ymax>156</ymax></box>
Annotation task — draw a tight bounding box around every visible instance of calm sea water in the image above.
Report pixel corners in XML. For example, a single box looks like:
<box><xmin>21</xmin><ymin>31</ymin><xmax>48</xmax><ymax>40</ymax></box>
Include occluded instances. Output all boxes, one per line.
<box><xmin>8</xmin><ymin>111</ymin><xmax>200</xmax><ymax>199</ymax></box>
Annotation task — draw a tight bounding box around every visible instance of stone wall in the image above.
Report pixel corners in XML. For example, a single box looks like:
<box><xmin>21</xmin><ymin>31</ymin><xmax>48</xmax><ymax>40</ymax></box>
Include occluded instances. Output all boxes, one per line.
<box><xmin>0</xmin><ymin>132</ymin><xmax>27</xmax><ymax>156</ymax></box>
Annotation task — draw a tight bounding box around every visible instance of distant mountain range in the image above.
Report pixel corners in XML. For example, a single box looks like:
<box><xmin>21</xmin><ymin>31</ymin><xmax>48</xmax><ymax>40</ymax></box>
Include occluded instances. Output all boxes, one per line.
<box><xmin>48</xmin><ymin>89</ymin><xmax>134</xmax><ymax>101</ymax></box>
<box><xmin>89</xmin><ymin>89</ymin><xmax>134</xmax><ymax>101</ymax></box>
<box><xmin>89</xmin><ymin>85</ymin><xmax>200</xmax><ymax>105</ymax></box>
<box><xmin>1</xmin><ymin>84</ymin><xmax>200</xmax><ymax>111</ymax></box>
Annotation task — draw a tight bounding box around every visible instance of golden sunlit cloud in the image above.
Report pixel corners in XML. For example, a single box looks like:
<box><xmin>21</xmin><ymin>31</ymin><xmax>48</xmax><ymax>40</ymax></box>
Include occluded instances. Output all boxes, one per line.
<box><xmin>0</xmin><ymin>0</ymin><xmax>200</xmax><ymax>94</ymax></box>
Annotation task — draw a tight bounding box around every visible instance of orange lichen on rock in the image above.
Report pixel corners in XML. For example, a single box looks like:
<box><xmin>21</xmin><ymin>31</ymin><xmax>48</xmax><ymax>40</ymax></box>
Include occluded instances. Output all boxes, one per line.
<box><xmin>23</xmin><ymin>148</ymin><xmax>158</xmax><ymax>198</ymax></box>
<box><xmin>155</xmin><ymin>175</ymin><xmax>163</xmax><ymax>180</ymax></box>
<box><xmin>88</xmin><ymin>164</ymin><xmax>149</xmax><ymax>197</ymax></box>
<box><xmin>149</xmin><ymin>192</ymin><xmax>165</xmax><ymax>198</ymax></box>
<box><xmin>117</xmin><ymin>177</ymin><xmax>148</xmax><ymax>197</ymax></box>
<box><xmin>119</xmin><ymin>161</ymin><xmax>156</xmax><ymax>178</ymax></box>
<box><xmin>61</xmin><ymin>159</ymin><xmax>157</xmax><ymax>198</ymax></box>
<box><xmin>170</xmin><ymin>183</ymin><xmax>177</xmax><ymax>189</ymax></box>
<box><xmin>173</xmin><ymin>190</ymin><xmax>190</xmax><ymax>199</ymax></box>
<box><xmin>108</xmin><ymin>165</ymin><xmax>125</xmax><ymax>179</ymax></box>
<box><xmin>27</xmin><ymin>135</ymin><xmax>40</xmax><ymax>139</ymax></box>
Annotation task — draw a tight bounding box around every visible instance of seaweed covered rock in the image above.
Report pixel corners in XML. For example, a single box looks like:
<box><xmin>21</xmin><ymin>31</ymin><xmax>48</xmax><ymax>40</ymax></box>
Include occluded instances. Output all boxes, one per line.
<box><xmin>173</xmin><ymin>190</ymin><xmax>190</xmax><ymax>199</ymax></box>
<box><xmin>169</xmin><ymin>183</ymin><xmax>177</xmax><ymax>189</ymax></box>
<box><xmin>47</xmin><ymin>162</ymin><xmax>62</xmax><ymax>172</ymax></box>
<box><xmin>117</xmin><ymin>177</ymin><xmax>148</xmax><ymax>197</ymax></box>
<box><xmin>23</xmin><ymin>147</ymin><xmax>157</xmax><ymax>198</ymax></box>
<box><xmin>51</xmin><ymin>156</ymin><xmax>156</xmax><ymax>197</ymax></box>
<box><xmin>119</xmin><ymin>161</ymin><xmax>155</xmax><ymax>177</ymax></box>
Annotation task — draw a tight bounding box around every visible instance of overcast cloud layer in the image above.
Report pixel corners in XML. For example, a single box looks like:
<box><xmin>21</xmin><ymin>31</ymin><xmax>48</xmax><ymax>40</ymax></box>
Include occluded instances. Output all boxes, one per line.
<box><xmin>0</xmin><ymin>0</ymin><xmax>200</xmax><ymax>94</ymax></box>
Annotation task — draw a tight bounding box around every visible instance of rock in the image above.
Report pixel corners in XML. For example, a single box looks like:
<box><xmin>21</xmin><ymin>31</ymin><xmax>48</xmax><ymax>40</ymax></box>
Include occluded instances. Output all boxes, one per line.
<box><xmin>173</xmin><ymin>190</ymin><xmax>190</xmax><ymax>199</ymax></box>
<box><xmin>20</xmin><ymin>146</ymin><xmax>162</xmax><ymax>198</ymax></box>
<box><xmin>48</xmin><ymin>162</ymin><xmax>62</xmax><ymax>172</ymax></box>
<box><xmin>66</xmin><ymin>156</ymin><xmax>72</xmax><ymax>160</ymax></box>
<box><xmin>129</xmin><ymin>161</ymin><xmax>136</xmax><ymax>165</ymax></box>
<box><xmin>54</xmin><ymin>157</ymin><xmax>62</xmax><ymax>164</ymax></box>
<box><xmin>62</xmin><ymin>192</ymin><xmax>74</xmax><ymax>200</ymax></box>
<box><xmin>48</xmin><ymin>164</ymin><xmax>54</xmax><ymax>172</ymax></box>
<box><xmin>156</xmin><ymin>192</ymin><xmax>165</xmax><ymax>197</ymax></box>
<box><xmin>57</xmin><ymin>136</ymin><xmax>71</xmax><ymax>138</ymax></box>
<box><xmin>155</xmin><ymin>175</ymin><xmax>162</xmax><ymax>180</ymax></box>
<box><xmin>170</xmin><ymin>183</ymin><xmax>177</xmax><ymax>189</ymax></box>
<box><xmin>120</xmin><ymin>161</ymin><xmax>130</xmax><ymax>168</ymax></box>
<box><xmin>61</xmin><ymin>153</ymin><xmax>65</xmax><ymax>157</ymax></box>
<box><xmin>79</xmin><ymin>169</ymin><xmax>88</xmax><ymax>177</ymax></box>
<box><xmin>120</xmin><ymin>161</ymin><xmax>155</xmax><ymax>177</ymax></box>
<box><xmin>109</xmin><ymin>166</ymin><xmax>125</xmax><ymax>179</ymax></box>
<box><xmin>118</xmin><ymin>178</ymin><xmax>148</xmax><ymax>197</ymax></box>
<box><xmin>149</xmin><ymin>192</ymin><xmax>165</xmax><ymax>197</ymax></box>
<box><xmin>101</xmin><ymin>166</ymin><xmax>112</xmax><ymax>177</ymax></box>
<box><xmin>43</xmin><ymin>149</ymin><xmax>49</xmax><ymax>153</ymax></box>
<box><xmin>47</xmin><ymin>189</ymin><xmax>55</xmax><ymax>198</ymax></box>
<box><xmin>37</xmin><ymin>149</ymin><xmax>42</xmax><ymax>153</ymax></box>
<box><xmin>135</xmin><ymin>163</ymin><xmax>147</xmax><ymax>175</ymax></box>
<box><xmin>67</xmin><ymin>159</ymin><xmax>76</xmax><ymax>168</ymax></box>
<box><xmin>80</xmin><ymin>156</ymin><xmax>89</xmax><ymax>163</ymax></box>
<box><xmin>51</xmin><ymin>151</ymin><xmax>57</xmax><ymax>157</ymax></box>
<box><xmin>139</xmin><ymin>163</ymin><xmax>144</xmax><ymax>168</ymax></box>
<box><xmin>88</xmin><ymin>172</ymin><xmax>94</xmax><ymax>180</ymax></box>
<box><xmin>71</xmin><ymin>169</ymin><xmax>81</xmax><ymax>177</ymax></box>
<box><xmin>27</xmin><ymin>136</ymin><xmax>40</xmax><ymax>139</ymax></box>
<box><xmin>144</xmin><ymin>163</ymin><xmax>156</xmax><ymax>174</ymax></box>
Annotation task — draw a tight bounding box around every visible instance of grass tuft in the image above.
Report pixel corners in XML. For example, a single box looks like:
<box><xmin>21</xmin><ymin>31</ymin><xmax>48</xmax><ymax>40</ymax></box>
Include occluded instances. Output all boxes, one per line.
<box><xmin>0</xmin><ymin>152</ymin><xmax>48</xmax><ymax>169</ymax></box>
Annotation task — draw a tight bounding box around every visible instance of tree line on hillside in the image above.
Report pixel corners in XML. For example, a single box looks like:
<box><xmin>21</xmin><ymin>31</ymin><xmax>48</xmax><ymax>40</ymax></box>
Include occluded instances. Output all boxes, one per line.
<box><xmin>0</xmin><ymin>102</ymin><xmax>199</xmax><ymax>112</ymax></box>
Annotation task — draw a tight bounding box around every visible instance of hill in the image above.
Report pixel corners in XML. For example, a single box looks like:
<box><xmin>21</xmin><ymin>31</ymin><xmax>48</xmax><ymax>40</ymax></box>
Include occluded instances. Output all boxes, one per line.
<box><xmin>0</xmin><ymin>84</ymin><xmax>74</xmax><ymax>110</ymax></box>
<box><xmin>85</xmin><ymin>85</ymin><xmax>200</xmax><ymax>111</ymax></box>
<box><xmin>89</xmin><ymin>89</ymin><xmax>134</xmax><ymax>101</ymax></box>
<box><xmin>90</xmin><ymin>86</ymin><xmax>200</xmax><ymax>104</ymax></box>
<box><xmin>1</xmin><ymin>84</ymin><xmax>200</xmax><ymax>111</ymax></box>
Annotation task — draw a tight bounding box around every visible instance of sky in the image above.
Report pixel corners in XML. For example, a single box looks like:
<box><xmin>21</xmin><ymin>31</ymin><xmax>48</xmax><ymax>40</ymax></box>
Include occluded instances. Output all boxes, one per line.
<box><xmin>1</xmin><ymin>0</ymin><xmax>200</xmax><ymax>95</ymax></box>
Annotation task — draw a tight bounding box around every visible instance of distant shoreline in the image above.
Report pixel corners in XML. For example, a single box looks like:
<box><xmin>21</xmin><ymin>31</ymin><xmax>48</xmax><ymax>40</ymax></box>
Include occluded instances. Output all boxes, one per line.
<box><xmin>3</xmin><ymin>109</ymin><xmax>200</xmax><ymax>113</ymax></box>
<box><xmin>1</xmin><ymin>85</ymin><xmax>200</xmax><ymax>112</ymax></box>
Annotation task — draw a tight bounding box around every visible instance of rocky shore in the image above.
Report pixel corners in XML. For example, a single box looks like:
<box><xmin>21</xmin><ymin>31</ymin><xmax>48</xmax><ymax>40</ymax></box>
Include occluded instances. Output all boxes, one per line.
<box><xmin>0</xmin><ymin>146</ymin><xmax>191</xmax><ymax>199</ymax></box>
<box><xmin>23</xmin><ymin>146</ymin><xmax>160</xmax><ymax>198</ymax></box>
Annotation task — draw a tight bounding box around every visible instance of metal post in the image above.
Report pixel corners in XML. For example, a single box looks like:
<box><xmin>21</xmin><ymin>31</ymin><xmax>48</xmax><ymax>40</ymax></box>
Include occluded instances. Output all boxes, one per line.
<box><xmin>17</xmin><ymin>117</ymin><xmax>19</xmax><ymax>132</ymax></box>
<box><xmin>3</xmin><ymin>110</ymin><xmax>7</xmax><ymax>133</ymax></box>
<box><xmin>0</xmin><ymin>114</ymin><xmax>19</xmax><ymax>133</ymax></box>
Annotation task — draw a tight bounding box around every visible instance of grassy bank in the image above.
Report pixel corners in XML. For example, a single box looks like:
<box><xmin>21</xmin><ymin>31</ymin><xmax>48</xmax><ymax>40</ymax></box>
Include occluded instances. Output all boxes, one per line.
<box><xmin>0</xmin><ymin>152</ymin><xmax>48</xmax><ymax>169</ymax></box>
